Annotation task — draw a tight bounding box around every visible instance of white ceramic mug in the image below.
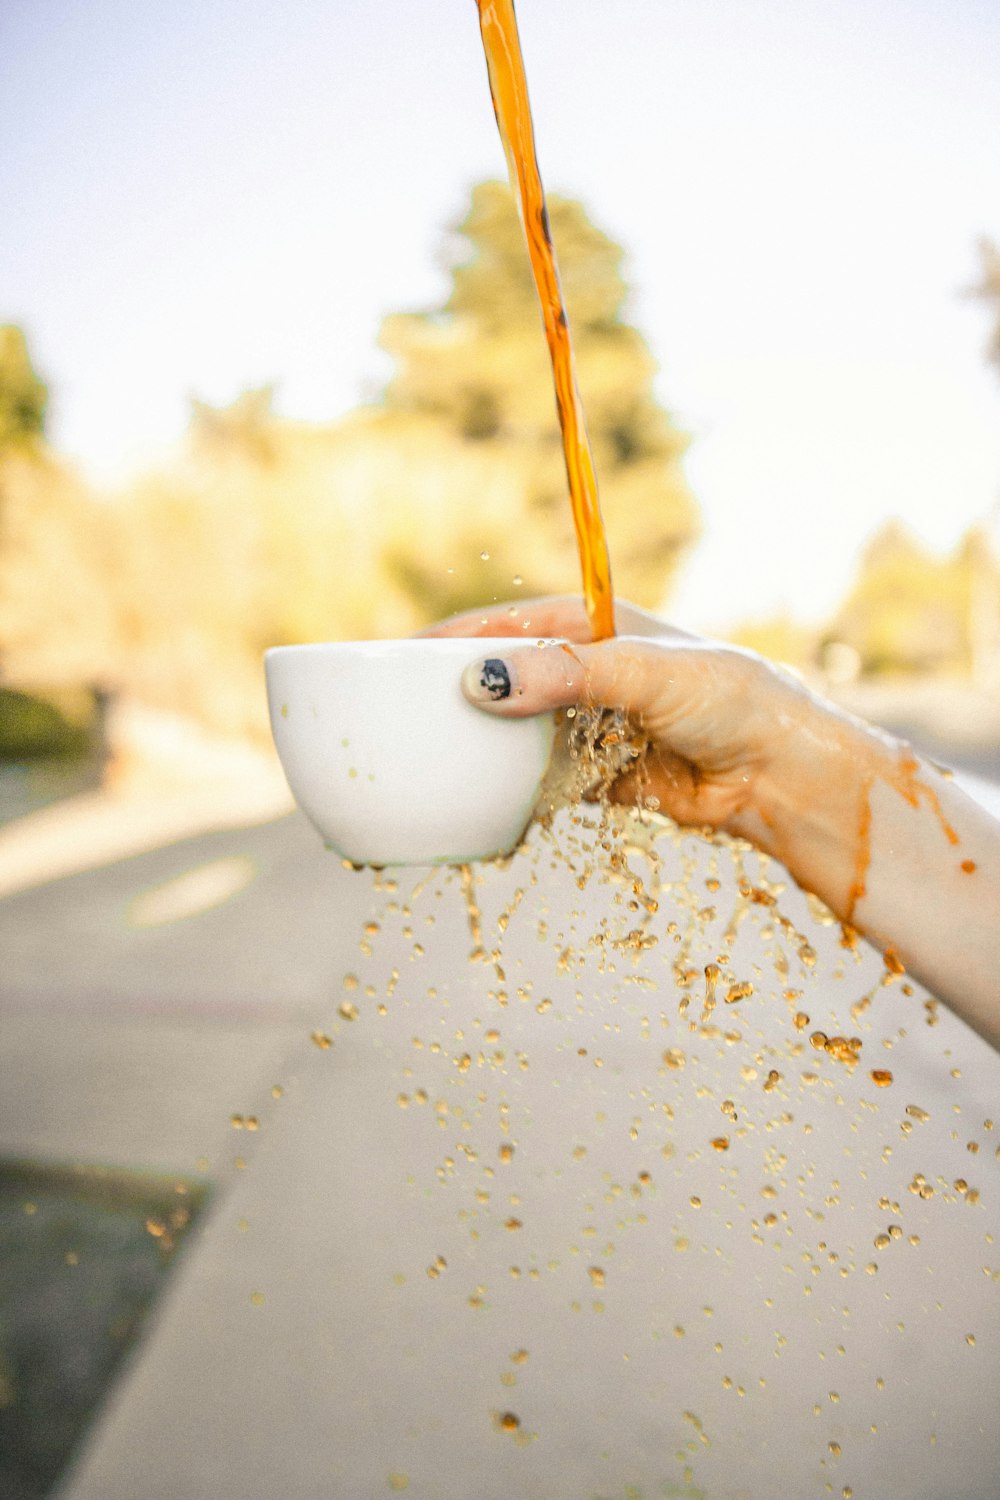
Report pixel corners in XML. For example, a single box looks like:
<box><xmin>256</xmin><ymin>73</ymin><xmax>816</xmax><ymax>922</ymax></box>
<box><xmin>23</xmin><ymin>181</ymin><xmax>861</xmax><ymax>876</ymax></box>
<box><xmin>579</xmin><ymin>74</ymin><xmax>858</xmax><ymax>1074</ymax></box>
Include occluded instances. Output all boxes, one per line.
<box><xmin>264</xmin><ymin>639</ymin><xmax>557</xmax><ymax>866</ymax></box>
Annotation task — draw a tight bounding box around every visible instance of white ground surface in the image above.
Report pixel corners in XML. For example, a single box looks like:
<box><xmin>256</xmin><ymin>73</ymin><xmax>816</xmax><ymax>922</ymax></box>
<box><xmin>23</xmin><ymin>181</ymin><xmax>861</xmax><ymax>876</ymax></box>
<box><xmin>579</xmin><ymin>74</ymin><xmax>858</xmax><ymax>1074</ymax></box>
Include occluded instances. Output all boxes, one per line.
<box><xmin>5</xmin><ymin>785</ymin><xmax>988</xmax><ymax>1500</ymax></box>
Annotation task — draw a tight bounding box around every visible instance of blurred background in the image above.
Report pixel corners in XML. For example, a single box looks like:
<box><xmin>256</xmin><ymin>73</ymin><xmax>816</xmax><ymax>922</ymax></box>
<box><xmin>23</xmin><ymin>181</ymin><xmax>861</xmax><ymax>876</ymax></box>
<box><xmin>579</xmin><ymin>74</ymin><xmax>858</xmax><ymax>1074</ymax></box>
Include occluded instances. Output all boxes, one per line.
<box><xmin>3</xmin><ymin>6</ymin><xmax>1000</xmax><ymax>1496</ymax></box>
<box><xmin>2</xmin><ymin>0</ymin><xmax>1000</xmax><ymax>804</ymax></box>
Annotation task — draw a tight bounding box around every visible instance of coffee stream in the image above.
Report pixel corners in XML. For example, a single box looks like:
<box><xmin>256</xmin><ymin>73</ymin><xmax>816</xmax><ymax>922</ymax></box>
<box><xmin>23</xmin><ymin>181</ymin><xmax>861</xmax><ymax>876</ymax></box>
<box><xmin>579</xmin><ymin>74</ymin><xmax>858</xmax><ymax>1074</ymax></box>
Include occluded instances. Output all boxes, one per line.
<box><xmin>476</xmin><ymin>0</ymin><xmax>616</xmax><ymax>642</ymax></box>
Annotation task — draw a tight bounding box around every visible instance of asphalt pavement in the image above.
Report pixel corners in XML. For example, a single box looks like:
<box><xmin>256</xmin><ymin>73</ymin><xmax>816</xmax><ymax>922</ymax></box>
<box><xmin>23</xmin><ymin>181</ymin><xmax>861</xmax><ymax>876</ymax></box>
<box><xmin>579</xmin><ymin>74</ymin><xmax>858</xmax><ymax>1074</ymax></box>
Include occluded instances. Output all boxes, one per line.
<box><xmin>2</xmin><ymin>780</ymin><xmax>997</xmax><ymax>1500</ymax></box>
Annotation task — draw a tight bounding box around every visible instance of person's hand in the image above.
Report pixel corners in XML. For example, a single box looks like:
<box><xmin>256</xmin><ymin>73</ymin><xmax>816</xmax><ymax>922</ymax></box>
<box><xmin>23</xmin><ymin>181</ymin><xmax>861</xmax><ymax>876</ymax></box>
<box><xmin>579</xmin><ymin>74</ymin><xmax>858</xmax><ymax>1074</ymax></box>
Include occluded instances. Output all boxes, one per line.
<box><xmin>424</xmin><ymin>594</ymin><xmax>819</xmax><ymax>837</ymax></box>
<box><xmin>425</xmin><ymin>595</ymin><xmax>1000</xmax><ymax>1049</ymax></box>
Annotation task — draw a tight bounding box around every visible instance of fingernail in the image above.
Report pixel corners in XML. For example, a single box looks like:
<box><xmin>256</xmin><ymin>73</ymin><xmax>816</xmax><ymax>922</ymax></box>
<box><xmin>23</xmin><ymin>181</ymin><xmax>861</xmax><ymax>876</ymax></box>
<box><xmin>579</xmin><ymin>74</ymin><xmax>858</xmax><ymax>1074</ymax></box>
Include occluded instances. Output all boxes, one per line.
<box><xmin>463</xmin><ymin>656</ymin><xmax>514</xmax><ymax>703</ymax></box>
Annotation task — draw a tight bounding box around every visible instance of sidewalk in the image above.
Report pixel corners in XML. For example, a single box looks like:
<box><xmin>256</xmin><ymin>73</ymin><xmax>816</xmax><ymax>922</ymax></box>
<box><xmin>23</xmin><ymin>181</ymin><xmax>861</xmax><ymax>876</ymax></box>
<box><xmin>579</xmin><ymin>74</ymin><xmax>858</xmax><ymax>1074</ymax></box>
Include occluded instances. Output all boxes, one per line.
<box><xmin>2</xmin><ymin>745</ymin><xmax>998</xmax><ymax>1499</ymax></box>
<box><xmin>0</xmin><ymin>713</ymin><xmax>294</xmax><ymax>901</ymax></box>
<box><xmin>0</xmin><ymin>751</ymin><xmax>374</xmax><ymax>1179</ymax></box>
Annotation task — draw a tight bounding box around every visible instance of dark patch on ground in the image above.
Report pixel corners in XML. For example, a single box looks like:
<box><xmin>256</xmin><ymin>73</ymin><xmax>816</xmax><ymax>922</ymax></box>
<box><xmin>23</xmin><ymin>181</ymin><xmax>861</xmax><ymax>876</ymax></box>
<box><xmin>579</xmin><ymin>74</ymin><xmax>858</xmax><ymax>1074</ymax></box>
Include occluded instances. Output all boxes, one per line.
<box><xmin>0</xmin><ymin>1161</ymin><xmax>209</xmax><ymax>1500</ymax></box>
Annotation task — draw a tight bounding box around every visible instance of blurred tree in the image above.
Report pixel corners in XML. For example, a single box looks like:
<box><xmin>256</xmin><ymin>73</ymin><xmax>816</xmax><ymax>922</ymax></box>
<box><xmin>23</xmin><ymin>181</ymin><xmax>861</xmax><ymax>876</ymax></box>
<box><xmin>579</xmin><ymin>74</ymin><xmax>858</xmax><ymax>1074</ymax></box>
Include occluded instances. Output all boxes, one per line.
<box><xmin>189</xmin><ymin>385</ymin><xmax>278</xmax><ymax>464</ymax></box>
<box><xmin>961</xmin><ymin>521</ymin><xmax>1000</xmax><ymax>685</ymax></box>
<box><xmin>728</xmin><ymin>613</ymin><xmax>819</xmax><ymax>673</ymax></box>
<box><xmin>0</xmin><ymin>325</ymin><xmax>116</xmax><ymax>715</ymax></box>
<box><xmin>0</xmin><ymin>449</ymin><xmax>119</xmax><ymax>692</ymax></box>
<box><xmin>971</xmin><ymin>237</ymin><xmax>1000</xmax><ymax>377</ymax></box>
<box><xmin>0</xmin><ymin>326</ymin><xmax>47</xmax><ymax>448</ymax></box>
<box><xmin>376</xmin><ymin>180</ymin><xmax>699</xmax><ymax>620</ymax></box>
<box><xmin>825</xmin><ymin>520</ymin><xmax>1000</xmax><ymax>677</ymax></box>
<box><xmin>0</xmin><ymin>185</ymin><xmax>702</xmax><ymax>743</ymax></box>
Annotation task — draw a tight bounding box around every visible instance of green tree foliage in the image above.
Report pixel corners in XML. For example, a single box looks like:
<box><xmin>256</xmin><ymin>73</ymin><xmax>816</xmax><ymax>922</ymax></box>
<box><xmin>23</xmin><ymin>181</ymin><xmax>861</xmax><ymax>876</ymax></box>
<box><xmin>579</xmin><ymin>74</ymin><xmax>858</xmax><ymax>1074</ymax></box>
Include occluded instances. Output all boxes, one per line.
<box><xmin>0</xmin><ymin>326</ymin><xmax>47</xmax><ymax>448</ymax></box>
<box><xmin>0</xmin><ymin>686</ymin><xmax>92</xmax><ymax>759</ymax></box>
<box><xmin>376</xmin><ymin>180</ymin><xmax>699</xmax><ymax>619</ymax></box>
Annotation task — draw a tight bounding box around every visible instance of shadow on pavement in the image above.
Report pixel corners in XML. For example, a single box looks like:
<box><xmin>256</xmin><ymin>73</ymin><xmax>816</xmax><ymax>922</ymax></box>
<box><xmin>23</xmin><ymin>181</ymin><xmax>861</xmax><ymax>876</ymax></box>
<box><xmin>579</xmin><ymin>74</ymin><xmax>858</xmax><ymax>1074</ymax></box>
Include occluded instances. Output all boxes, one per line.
<box><xmin>0</xmin><ymin>1162</ymin><xmax>209</xmax><ymax>1500</ymax></box>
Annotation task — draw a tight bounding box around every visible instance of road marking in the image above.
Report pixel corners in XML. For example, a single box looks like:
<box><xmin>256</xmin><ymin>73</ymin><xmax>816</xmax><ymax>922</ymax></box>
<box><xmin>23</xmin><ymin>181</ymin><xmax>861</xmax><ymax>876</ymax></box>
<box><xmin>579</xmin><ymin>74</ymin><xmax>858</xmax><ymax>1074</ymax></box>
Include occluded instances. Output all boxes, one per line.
<box><xmin>128</xmin><ymin>856</ymin><xmax>257</xmax><ymax>927</ymax></box>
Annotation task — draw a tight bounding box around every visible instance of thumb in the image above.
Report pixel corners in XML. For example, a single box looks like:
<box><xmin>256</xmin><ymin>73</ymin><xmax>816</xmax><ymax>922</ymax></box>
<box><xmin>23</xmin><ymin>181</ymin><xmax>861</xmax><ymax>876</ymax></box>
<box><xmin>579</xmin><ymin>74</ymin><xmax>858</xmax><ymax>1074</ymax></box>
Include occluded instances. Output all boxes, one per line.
<box><xmin>461</xmin><ymin>637</ymin><xmax>667</xmax><ymax>720</ymax></box>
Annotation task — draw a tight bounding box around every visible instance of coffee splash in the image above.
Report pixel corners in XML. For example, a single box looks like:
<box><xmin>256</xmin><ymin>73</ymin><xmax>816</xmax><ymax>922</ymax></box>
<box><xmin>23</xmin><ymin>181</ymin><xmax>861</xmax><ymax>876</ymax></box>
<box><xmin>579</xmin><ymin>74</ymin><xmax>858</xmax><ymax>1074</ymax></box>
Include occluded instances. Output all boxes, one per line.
<box><xmin>280</xmin><ymin>783</ymin><xmax>981</xmax><ymax>1489</ymax></box>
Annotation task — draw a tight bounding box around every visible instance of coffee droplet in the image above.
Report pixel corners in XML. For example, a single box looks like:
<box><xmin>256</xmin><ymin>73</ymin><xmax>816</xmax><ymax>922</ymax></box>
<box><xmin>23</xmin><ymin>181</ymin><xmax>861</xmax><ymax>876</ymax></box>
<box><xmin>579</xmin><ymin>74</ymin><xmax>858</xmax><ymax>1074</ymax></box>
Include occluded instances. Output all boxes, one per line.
<box><xmin>883</xmin><ymin>944</ymin><xmax>905</xmax><ymax>974</ymax></box>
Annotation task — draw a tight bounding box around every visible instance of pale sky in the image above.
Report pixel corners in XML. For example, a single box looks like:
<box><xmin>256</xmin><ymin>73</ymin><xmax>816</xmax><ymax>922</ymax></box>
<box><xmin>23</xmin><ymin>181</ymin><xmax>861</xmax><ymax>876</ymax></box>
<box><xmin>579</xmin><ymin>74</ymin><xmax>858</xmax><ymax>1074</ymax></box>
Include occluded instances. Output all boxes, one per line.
<box><xmin>2</xmin><ymin>0</ymin><xmax>999</xmax><ymax>631</ymax></box>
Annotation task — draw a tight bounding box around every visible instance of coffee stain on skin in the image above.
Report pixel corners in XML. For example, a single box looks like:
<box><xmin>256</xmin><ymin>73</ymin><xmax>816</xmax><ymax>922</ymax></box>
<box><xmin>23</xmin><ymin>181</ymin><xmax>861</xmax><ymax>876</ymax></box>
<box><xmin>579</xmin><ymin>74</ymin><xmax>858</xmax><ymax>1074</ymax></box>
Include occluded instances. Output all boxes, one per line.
<box><xmin>883</xmin><ymin>944</ymin><xmax>905</xmax><ymax>976</ymax></box>
<box><xmin>830</xmin><ymin>740</ymin><xmax>963</xmax><ymax>937</ymax></box>
<box><xmin>845</xmin><ymin>772</ymin><xmax>875</xmax><ymax>926</ymax></box>
<box><xmin>892</xmin><ymin>751</ymin><xmax>960</xmax><ymax>846</ymax></box>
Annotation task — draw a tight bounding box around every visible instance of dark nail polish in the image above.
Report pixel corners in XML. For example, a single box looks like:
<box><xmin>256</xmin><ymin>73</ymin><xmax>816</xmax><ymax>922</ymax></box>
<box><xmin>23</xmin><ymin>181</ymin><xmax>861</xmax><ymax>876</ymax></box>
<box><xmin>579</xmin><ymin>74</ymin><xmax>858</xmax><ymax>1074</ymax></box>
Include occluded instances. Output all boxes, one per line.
<box><xmin>479</xmin><ymin>658</ymin><xmax>512</xmax><ymax>701</ymax></box>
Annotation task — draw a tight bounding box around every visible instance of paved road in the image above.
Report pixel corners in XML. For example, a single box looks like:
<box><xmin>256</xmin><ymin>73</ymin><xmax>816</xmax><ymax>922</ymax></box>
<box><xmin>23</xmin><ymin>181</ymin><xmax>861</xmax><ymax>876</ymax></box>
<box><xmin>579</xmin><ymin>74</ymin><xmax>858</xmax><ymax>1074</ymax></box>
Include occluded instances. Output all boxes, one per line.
<box><xmin>3</xmin><ymin>791</ymin><xmax>996</xmax><ymax>1500</ymax></box>
<box><xmin>0</xmin><ymin>810</ymin><xmax>377</xmax><ymax>1176</ymax></box>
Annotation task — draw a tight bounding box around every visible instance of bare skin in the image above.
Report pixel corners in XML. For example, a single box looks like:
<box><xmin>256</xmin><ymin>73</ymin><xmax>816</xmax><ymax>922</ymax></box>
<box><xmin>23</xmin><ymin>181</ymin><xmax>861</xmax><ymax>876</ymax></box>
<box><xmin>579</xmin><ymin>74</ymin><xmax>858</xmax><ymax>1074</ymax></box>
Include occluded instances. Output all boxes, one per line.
<box><xmin>427</xmin><ymin>595</ymin><xmax>1000</xmax><ymax>1052</ymax></box>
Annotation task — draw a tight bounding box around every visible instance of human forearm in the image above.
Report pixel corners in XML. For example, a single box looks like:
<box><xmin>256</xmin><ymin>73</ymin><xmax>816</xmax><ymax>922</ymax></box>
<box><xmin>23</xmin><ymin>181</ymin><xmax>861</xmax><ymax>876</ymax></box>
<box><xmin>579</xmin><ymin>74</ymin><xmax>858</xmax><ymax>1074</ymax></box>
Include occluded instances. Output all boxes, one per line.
<box><xmin>432</xmin><ymin>595</ymin><xmax>1000</xmax><ymax>1051</ymax></box>
<box><xmin>739</xmin><ymin>704</ymin><xmax>1000</xmax><ymax>1048</ymax></box>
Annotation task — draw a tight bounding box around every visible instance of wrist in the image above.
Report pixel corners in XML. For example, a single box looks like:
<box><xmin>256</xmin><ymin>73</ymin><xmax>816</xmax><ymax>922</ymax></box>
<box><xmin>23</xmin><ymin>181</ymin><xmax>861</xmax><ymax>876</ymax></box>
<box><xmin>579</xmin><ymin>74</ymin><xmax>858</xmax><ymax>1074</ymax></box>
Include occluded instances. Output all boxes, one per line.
<box><xmin>729</xmin><ymin>692</ymin><xmax>898</xmax><ymax>924</ymax></box>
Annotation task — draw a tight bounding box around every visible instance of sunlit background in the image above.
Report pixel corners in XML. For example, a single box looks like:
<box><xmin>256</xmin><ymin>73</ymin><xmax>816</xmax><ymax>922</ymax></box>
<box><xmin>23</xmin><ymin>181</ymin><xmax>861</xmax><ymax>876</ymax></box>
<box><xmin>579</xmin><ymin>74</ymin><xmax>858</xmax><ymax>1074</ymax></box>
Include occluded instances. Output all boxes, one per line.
<box><xmin>3</xmin><ymin>8</ymin><xmax>1000</xmax><ymax>1496</ymax></box>
<box><xmin>2</xmin><ymin>0</ymin><xmax>1000</xmax><ymax>771</ymax></box>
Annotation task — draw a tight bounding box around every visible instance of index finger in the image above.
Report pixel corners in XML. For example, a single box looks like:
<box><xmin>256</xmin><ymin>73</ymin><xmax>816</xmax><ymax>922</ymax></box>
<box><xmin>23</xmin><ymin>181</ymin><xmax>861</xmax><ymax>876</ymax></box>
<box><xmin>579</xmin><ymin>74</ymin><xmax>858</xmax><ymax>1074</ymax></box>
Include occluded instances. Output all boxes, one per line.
<box><xmin>420</xmin><ymin>596</ymin><xmax>594</xmax><ymax>642</ymax></box>
<box><xmin>421</xmin><ymin>594</ymin><xmax>696</xmax><ymax>644</ymax></box>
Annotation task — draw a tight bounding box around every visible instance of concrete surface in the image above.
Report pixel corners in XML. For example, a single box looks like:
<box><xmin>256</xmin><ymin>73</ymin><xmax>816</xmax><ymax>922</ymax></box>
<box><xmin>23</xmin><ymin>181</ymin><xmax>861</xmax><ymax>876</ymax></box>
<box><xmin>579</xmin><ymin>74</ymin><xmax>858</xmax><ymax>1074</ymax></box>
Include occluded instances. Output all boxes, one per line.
<box><xmin>1</xmin><ymin>762</ymin><xmax>998</xmax><ymax>1499</ymax></box>
<box><xmin>0</xmin><ymin>810</ymin><xmax>378</xmax><ymax>1181</ymax></box>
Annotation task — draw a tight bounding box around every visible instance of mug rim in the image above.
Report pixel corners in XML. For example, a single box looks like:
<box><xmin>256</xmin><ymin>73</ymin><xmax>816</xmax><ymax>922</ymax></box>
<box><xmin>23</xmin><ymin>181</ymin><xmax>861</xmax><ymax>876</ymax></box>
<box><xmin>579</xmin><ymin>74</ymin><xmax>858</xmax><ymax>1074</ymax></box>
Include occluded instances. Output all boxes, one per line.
<box><xmin>264</xmin><ymin>636</ymin><xmax>563</xmax><ymax>662</ymax></box>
